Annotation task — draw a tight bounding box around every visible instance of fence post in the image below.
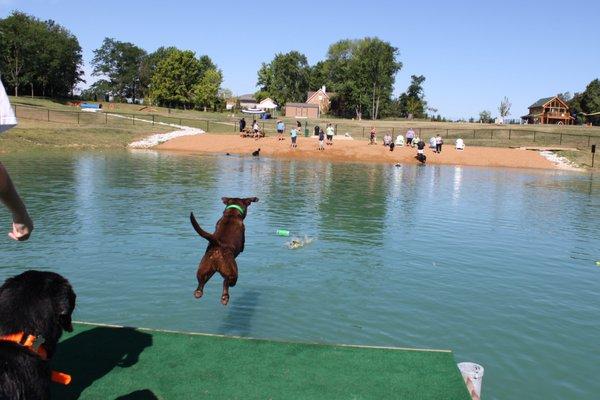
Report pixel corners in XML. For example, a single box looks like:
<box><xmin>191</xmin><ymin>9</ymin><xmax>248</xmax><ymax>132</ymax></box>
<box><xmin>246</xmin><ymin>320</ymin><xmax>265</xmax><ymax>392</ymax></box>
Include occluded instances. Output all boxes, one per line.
<box><xmin>473</xmin><ymin>129</ymin><xmax>476</xmax><ymax>139</ymax></box>
<box><xmin>152</xmin><ymin>115</ymin><xmax>155</xmax><ymax>126</ymax></box>
<box><xmin>335</xmin><ymin>124</ymin><xmax>338</xmax><ymax>135</ymax></box>
<box><xmin>509</xmin><ymin>129</ymin><xmax>511</xmax><ymax>140</ymax></box>
<box><xmin>207</xmin><ymin>120</ymin><xmax>209</xmax><ymax>132</ymax></box>
<box><xmin>132</xmin><ymin>114</ymin><xmax>135</xmax><ymax>125</ymax></box>
<box><xmin>446</xmin><ymin>129</ymin><xmax>449</xmax><ymax>138</ymax></box>
<box><xmin>533</xmin><ymin>131</ymin><xmax>536</xmax><ymax>142</ymax></box>
<box><xmin>105</xmin><ymin>113</ymin><xmax>108</xmax><ymax>124</ymax></box>
<box><xmin>13</xmin><ymin>104</ymin><xmax>17</xmax><ymax>117</ymax></box>
<box><xmin>47</xmin><ymin>109</ymin><xmax>50</xmax><ymax>122</ymax></box>
<box><xmin>77</xmin><ymin>112</ymin><xmax>80</xmax><ymax>125</ymax></box>
<box><xmin>362</xmin><ymin>127</ymin><xmax>365</xmax><ymax>138</ymax></box>
<box><xmin>179</xmin><ymin>118</ymin><xmax>182</xmax><ymax>126</ymax></box>
<box><xmin>490</xmin><ymin>130</ymin><xmax>493</xmax><ymax>140</ymax></box>
<box><xmin>560</xmin><ymin>132</ymin><xmax>563</xmax><ymax>145</ymax></box>
<box><xmin>233</xmin><ymin>121</ymin><xmax>236</xmax><ymax>132</ymax></box>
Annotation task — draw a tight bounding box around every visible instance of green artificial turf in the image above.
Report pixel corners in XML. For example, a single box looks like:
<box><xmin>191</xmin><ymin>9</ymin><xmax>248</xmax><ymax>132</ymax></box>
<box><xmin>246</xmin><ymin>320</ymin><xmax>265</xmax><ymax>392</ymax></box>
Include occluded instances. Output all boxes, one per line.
<box><xmin>50</xmin><ymin>322</ymin><xmax>470</xmax><ymax>400</ymax></box>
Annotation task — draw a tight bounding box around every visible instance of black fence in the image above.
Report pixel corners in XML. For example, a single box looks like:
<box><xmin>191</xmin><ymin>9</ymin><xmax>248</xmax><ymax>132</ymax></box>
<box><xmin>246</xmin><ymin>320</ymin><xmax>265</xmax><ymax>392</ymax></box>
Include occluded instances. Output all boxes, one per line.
<box><xmin>12</xmin><ymin>104</ymin><xmax>599</xmax><ymax>149</ymax></box>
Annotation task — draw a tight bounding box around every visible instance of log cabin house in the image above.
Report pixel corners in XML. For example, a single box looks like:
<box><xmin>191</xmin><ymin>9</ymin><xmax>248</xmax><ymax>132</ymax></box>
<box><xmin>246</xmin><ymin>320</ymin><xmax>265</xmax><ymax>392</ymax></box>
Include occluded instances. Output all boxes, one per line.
<box><xmin>521</xmin><ymin>96</ymin><xmax>574</xmax><ymax>125</ymax></box>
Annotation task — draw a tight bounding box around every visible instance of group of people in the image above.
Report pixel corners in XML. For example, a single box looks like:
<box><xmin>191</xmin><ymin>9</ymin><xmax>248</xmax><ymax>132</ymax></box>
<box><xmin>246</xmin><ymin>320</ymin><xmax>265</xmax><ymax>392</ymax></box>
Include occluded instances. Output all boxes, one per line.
<box><xmin>239</xmin><ymin>117</ymin><xmax>263</xmax><ymax>139</ymax></box>
<box><xmin>370</xmin><ymin>127</ymin><xmax>453</xmax><ymax>154</ymax></box>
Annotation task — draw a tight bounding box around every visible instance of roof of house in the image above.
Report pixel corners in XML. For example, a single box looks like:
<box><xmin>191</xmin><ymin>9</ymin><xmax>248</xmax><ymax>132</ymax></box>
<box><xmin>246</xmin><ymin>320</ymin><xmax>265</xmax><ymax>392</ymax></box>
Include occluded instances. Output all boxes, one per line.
<box><xmin>528</xmin><ymin>96</ymin><xmax>569</xmax><ymax>109</ymax></box>
<box><xmin>306</xmin><ymin>89</ymin><xmax>336</xmax><ymax>102</ymax></box>
<box><xmin>239</xmin><ymin>94</ymin><xmax>256</xmax><ymax>101</ymax></box>
<box><xmin>285</xmin><ymin>102</ymin><xmax>319</xmax><ymax>108</ymax></box>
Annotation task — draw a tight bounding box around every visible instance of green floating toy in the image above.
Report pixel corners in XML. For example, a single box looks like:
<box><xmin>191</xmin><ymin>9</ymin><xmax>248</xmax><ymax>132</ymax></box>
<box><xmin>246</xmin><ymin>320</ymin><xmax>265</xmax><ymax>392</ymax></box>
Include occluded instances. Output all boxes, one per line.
<box><xmin>596</xmin><ymin>261</ymin><xmax>600</xmax><ymax>267</ymax></box>
<box><xmin>276</xmin><ymin>229</ymin><xmax>290</xmax><ymax>237</ymax></box>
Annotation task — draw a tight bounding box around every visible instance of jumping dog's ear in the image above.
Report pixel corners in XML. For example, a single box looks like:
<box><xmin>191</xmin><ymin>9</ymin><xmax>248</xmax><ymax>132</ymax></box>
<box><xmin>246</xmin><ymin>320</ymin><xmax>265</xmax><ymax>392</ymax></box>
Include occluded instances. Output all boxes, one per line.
<box><xmin>244</xmin><ymin>197</ymin><xmax>259</xmax><ymax>206</ymax></box>
<box><xmin>221</xmin><ymin>197</ymin><xmax>230</xmax><ymax>204</ymax></box>
<box><xmin>53</xmin><ymin>282</ymin><xmax>76</xmax><ymax>332</ymax></box>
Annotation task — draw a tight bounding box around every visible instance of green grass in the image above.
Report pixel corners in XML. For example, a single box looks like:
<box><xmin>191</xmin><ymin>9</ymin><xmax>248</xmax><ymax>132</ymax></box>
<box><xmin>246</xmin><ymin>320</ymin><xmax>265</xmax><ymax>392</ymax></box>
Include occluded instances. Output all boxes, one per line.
<box><xmin>0</xmin><ymin>118</ymin><xmax>171</xmax><ymax>153</ymax></box>
<box><xmin>50</xmin><ymin>322</ymin><xmax>471</xmax><ymax>400</ymax></box>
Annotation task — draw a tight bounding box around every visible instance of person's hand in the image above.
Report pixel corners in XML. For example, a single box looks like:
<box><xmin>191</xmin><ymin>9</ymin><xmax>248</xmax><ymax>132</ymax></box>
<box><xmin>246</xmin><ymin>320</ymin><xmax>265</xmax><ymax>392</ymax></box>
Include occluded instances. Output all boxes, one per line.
<box><xmin>465</xmin><ymin>378</ymin><xmax>481</xmax><ymax>400</ymax></box>
<box><xmin>9</xmin><ymin>215</ymin><xmax>33</xmax><ymax>241</ymax></box>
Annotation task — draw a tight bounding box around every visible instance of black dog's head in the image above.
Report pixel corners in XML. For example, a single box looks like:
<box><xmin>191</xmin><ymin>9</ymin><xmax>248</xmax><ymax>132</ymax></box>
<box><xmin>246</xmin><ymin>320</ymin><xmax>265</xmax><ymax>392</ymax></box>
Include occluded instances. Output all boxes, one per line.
<box><xmin>0</xmin><ymin>270</ymin><xmax>76</xmax><ymax>356</ymax></box>
<box><xmin>221</xmin><ymin>197</ymin><xmax>259</xmax><ymax>218</ymax></box>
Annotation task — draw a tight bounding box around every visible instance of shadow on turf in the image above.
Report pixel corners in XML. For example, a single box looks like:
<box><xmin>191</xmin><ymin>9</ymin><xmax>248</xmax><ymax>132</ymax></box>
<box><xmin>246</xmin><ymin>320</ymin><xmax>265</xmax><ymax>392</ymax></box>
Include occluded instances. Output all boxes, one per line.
<box><xmin>218</xmin><ymin>289</ymin><xmax>261</xmax><ymax>337</ymax></box>
<box><xmin>115</xmin><ymin>389</ymin><xmax>159</xmax><ymax>399</ymax></box>
<box><xmin>50</xmin><ymin>326</ymin><xmax>153</xmax><ymax>399</ymax></box>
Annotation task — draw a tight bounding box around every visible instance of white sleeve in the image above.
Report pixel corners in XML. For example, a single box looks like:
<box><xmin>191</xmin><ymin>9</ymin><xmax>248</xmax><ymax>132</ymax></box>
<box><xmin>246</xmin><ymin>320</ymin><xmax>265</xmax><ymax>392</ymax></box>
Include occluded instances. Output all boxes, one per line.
<box><xmin>0</xmin><ymin>80</ymin><xmax>17</xmax><ymax>133</ymax></box>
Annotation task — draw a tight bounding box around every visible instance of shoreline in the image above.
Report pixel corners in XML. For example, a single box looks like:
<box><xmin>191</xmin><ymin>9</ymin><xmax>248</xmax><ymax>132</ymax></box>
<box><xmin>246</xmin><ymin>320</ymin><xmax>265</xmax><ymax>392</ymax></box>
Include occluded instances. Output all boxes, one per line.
<box><xmin>155</xmin><ymin>133</ymin><xmax>577</xmax><ymax>171</ymax></box>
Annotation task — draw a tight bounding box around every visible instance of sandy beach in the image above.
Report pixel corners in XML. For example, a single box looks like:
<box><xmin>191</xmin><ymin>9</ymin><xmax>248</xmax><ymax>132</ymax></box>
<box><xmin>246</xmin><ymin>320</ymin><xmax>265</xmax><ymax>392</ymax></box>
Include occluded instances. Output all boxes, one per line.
<box><xmin>155</xmin><ymin>133</ymin><xmax>566</xmax><ymax>170</ymax></box>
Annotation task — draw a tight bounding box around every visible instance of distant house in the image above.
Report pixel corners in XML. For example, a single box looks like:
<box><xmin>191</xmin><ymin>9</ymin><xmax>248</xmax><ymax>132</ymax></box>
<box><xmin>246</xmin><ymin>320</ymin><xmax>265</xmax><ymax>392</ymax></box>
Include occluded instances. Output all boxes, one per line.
<box><xmin>306</xmin><ymin>86</ymin><xmax>334</xmax><ymax>114</ymax></box>
<box><xmin>225</xmin><ymin>98</ymin><xmax>236</xmax><ymax>110</ymax></box>
<box><xmin>521</xmin><ymin>96</ymin><xmax>574</xmax><ymax>125</ymax></box>
<box><xmin>258</xmin><ymin>97</ymin><xmax>277</xmax><ymax>110</ymax></box>
<box><xmin>239</xmin><ymin>94</ymin><xmax>257</xmax><ymax>109</ymax></box>
<box><xmin>284</xmin><ymin>86</ymin><xmax>334</xmax><ymax>119</ymax></box>
<box><xmin>285</xmin><ymin>103</ymin><xmax>320</xmax><ymax>118</ymax></box>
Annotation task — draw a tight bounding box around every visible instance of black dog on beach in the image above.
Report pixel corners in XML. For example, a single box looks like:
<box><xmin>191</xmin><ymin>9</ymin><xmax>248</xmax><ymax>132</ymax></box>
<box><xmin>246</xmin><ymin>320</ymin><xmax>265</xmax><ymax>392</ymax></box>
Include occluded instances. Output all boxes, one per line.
<box><xmin>0</xmin><ymin>270</ymin><xmax>76</xmax><ymax>400</ymax></box>
<box><xmin>190</xmin><ymin>197</ymin><xmax>258</xmax><ymax>305</ymax></box>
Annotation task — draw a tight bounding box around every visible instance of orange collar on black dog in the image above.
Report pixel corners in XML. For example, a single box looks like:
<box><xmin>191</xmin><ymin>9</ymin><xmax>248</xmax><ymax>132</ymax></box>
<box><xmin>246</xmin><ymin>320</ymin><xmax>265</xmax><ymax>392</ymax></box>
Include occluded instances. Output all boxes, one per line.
<box><xmin>0</xmin><ymin>332</ymin><xmax>72</xmax><ymax>385</ymax></box>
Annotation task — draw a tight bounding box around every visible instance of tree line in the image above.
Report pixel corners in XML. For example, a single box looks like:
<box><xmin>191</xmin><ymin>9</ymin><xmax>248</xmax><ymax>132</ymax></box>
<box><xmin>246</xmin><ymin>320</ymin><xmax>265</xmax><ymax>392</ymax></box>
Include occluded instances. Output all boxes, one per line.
<box><xmin>0</xmin><ymin>11</ymin><xmax>83</xmax><ymax>97</ymax></box>
<box><xmin>256</xmin><ymin>38</ymin><xmax>429</xmax><ymax>120</ymax></box>
<box><xmin>86</xmin><ymin>39</ymin><xmax>225</xmax><ymax>110</ymax></box>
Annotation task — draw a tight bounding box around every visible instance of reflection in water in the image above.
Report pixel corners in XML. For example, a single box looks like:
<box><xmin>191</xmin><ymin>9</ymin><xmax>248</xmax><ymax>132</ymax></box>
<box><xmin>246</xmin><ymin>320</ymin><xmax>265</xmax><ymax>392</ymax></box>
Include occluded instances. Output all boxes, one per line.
<box><xmin>1</xmin><ymin>152</ymin><xmax>600</xmax><ymax>400</ymax></box>
<box><xmin>452</xmin><ymin>166</ymin><xmax>462</xmax><ymax>205</ymax></box>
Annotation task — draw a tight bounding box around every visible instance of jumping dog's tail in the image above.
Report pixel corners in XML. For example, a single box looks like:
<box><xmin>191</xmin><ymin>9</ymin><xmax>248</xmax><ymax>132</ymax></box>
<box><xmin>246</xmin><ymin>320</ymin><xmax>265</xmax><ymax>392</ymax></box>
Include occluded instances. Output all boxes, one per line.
<box><xmin>190</xmin><ymin>212</ymin><xmax>220</xmax><ymax>245</ymax></box>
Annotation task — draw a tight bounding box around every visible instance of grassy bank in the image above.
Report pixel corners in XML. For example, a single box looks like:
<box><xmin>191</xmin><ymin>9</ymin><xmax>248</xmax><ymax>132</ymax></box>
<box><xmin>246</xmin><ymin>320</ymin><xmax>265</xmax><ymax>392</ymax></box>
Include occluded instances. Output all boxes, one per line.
<box><xmin>0</xmin><ymin>118</ymin><xmax>171</xmax><ymax>153</ymax></box>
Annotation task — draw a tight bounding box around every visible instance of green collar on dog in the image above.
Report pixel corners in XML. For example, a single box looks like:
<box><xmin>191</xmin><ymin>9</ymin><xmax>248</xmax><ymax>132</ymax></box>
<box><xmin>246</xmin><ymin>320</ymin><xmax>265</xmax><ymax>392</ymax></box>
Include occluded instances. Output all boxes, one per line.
<box><xmin>225</xmin><ymin>204</ymin><xmax>245</xmax><ymax>215</ymax></box>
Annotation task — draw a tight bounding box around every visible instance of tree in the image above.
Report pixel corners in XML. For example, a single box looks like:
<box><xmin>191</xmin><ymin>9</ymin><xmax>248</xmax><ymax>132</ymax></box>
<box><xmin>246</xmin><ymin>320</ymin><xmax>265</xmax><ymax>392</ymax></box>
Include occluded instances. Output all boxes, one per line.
<box><xmin>139</xmin><ymin>46</ymin><xmax>177</xmax><ymax>98</ymax></box>
<box><xmin>396</xmin><ymin>75</ymin><xmax>427</xmax><ymax>118</ymax></box>
<box><xmin>320</xmin><ymin>38</ymin><xmax>401</xmax><ymax>119</ymax></box>
<box><xmin>479</xmin><ymin>110</ymin><xmax>492</xmax><ymax>123</ymax></box>
<box><xmin>577</xmin><ymin>79</ymin><xmax>600</xmax><ymax>125</ymax></box>
<box><xmin>498</xmin><ymin>96</ymin><xmax>511</xmax><ymax>121</ymax></box>
<box><xmin>148</xmin><ymin>50</ymin><xmax>218</xmax><ymax>109</ymax></box>
<box><xmin>256</xmin><ymin>51</ymin><xmax>310</xmax><ymax>106</ymax></box>
<box><xmin>92</xmin><ymin>38</ymin><xmax>147</xmax><ymax>101</ymax></box>
<box><xmin>193</xmin><ymin>68</ymin><xmax>223</xmax><ymax>110</ymax></box>
<box><xmin>0</xmin><ymin>11</ymin><xmax>83</xmax><ymax>97</ymax></box>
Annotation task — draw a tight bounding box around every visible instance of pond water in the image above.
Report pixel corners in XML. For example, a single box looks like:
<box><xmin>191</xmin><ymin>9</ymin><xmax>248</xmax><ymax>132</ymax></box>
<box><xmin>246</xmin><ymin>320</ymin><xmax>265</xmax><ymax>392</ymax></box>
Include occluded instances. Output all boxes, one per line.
<box><xmin>1</xmin><ymin>151</ymin><xmax>599</xmax><ymax>399</ymax></box>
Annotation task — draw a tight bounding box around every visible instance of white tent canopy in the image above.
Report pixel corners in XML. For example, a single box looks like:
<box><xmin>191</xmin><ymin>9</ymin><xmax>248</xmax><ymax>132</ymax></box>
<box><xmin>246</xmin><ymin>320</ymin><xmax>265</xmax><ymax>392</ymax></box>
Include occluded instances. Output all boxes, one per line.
<box><xmin>0</xmin><ymin>80</ymin><xmax>17</xmax><ymax>133</ymax></box>
<box><xmin>257</xmin><ymin>97</ymin><xmax>277</xmax><ymax>110</ymax></box>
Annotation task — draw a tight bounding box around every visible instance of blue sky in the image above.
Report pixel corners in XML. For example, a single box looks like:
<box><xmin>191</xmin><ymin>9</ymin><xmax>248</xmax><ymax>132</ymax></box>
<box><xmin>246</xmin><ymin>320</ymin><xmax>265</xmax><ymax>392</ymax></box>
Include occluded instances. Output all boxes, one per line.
<box><xmin>1</xmin><ymin>0</ymin><xmax>598</xmax><ymax>119</ymax></box>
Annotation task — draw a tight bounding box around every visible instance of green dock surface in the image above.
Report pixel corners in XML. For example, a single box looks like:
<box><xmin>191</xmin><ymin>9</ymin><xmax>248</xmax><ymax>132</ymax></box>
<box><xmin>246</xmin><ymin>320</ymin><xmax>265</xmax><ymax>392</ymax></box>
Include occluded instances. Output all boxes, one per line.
<box><xmin>50</xmin><ymin>322</ymin><xmax>470</xmax><ymax>400</ymax></box>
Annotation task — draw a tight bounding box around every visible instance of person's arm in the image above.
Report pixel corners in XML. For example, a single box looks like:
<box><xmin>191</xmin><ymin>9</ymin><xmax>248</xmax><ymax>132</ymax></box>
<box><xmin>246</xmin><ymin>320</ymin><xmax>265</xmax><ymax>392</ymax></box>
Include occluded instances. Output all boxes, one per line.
<box><xmin>0</xmin><ymin>162</ymin><xmax>33</xmax><ymax>241</ymax></box>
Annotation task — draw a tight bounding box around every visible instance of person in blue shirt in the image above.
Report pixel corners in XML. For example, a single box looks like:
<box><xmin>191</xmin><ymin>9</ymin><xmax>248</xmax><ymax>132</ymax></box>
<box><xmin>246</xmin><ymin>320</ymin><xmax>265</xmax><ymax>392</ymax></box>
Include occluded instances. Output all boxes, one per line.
<box><xmin>290</xmin><ymin>127</ymin><xmax>298</xmax><ymax>148</ymax></box>
<box><xmin>276</xmin><ymin>120</ymin><xmax>285</xmax><ymax>141</ymax></box>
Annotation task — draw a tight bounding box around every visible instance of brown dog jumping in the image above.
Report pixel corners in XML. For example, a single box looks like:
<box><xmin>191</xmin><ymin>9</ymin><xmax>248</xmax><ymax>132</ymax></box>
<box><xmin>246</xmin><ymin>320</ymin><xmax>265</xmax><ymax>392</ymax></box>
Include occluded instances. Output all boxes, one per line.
<box><xmin>190</xmin><ymin>197</ymin><xmax>258</xmax><ymax>305</ymax></box>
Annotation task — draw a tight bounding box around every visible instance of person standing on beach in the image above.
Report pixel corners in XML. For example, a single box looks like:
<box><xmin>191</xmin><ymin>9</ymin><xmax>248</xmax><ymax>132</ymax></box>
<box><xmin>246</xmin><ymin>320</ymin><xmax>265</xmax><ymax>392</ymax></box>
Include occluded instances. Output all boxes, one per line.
<box><xmin>369</xmin><ymin>127</ymin><xmax>376</xmax><ymax>145</ymax></box>
<box><xmin>239</xmin><ymin>117</ymin><xmax>246</xmax><ymax>132</ymax></box>
<box><xmin>435</xmin><ymin>134</ymin><xmax>443</xmax><ymax>153</ymax></box>
<box><xmin>290</xmin><ymin>126</ymin><xmax>298</xmax><ymax>148</ymax></box>
<box><xmin>406</xmin><ymin>128</ymin><xmax>415</xmax><ymax>146</ymax></box>
<box><xmin>326</xmin><ymin>123</ymin><xmax>334</xmax><ymax>146</ymax></box>
<box><xmin>1</xmin><ymin>80</ymin><xmax>33</xmax><ymax>241</ymax></box>
<box><xmin>276</xmin><ymin>120</ymin><xmax>285</xmax><ymax>141</ymax></box>
<box><xmin>318</xmin><ymin>126</ymin><xmax>325</xmax><ymax>150</ymax></box>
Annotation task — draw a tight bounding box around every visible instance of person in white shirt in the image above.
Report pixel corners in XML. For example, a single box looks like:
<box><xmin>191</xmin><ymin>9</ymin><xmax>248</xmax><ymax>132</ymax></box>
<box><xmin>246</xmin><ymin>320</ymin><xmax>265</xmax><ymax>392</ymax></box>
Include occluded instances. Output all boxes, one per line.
<box><xmin>0</xmin><ymin>79</ymin><xmax>33</xmax><ymax>241</ymax></box>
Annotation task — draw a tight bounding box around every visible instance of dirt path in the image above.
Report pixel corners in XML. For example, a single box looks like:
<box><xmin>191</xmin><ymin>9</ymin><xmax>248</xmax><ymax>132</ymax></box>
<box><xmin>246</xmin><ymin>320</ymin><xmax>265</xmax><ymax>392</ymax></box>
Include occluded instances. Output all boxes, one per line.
<box><xmin>155</xmin><ymin>133</ymin><xmax>565</xmax><ymax>170</ymax></box>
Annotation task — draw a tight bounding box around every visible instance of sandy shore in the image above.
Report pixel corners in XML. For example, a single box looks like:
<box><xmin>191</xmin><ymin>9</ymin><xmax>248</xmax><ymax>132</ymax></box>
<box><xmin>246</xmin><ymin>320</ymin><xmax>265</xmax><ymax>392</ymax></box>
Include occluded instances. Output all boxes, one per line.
<box><xmin>155</xmin><ymin>133</ymin><xmax>562</xmax><ymax>170</ymax></box>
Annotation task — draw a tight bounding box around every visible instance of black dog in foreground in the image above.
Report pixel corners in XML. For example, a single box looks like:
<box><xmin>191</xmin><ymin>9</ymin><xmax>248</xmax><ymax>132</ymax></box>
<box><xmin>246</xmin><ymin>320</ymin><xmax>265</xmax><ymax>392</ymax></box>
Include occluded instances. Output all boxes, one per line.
<box><xmin>190</xmin><ymin>197</ymin><xmax>258</xmax><ymax>305</ymax></box>
<box><xmin>0</xmin><ymin>270</ymin><xmax>76</xmax><ymax>400</ymax></box>
<box><xmin>252</xmin><ymin>148</ymin><xmax>260</xmax><ymax>157</ymax></box>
